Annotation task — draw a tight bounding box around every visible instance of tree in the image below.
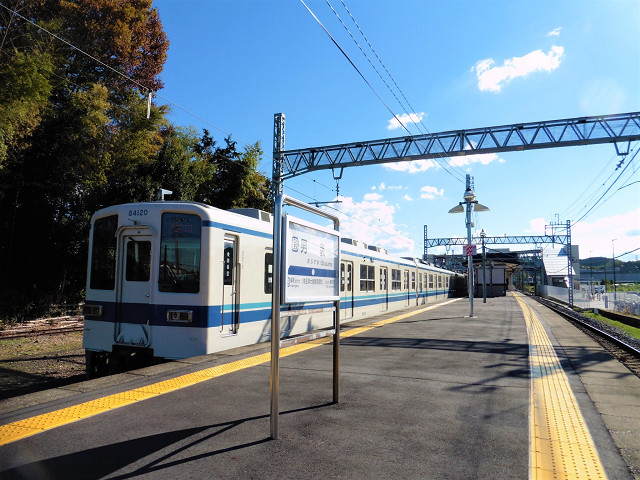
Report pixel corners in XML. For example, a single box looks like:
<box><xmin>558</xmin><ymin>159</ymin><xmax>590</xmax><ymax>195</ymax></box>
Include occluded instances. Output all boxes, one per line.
<box><xmin>0</xmin><ymin>0</ymin><xmax>169</xmax><ymax>317</ymax></box>
<box><xmin>193</xmin><ymin>130</ymin><xmax>271</xmax><ymax>211</ymax></box>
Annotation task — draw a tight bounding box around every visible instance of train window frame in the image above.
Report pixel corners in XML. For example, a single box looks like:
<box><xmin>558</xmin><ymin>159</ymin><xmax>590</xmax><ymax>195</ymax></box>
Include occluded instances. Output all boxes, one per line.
<box><xmin>125</xmin><ymin>239</ymin><xmax>151</xmax><ymax>282</ymax></box>
<box><xmin>429</xmin><ymin>274</ymin><xmax>434</xmax><ymax>289</ymax></box>
<box><xmin>360</xmin><ymin>264</ymin><xmax>375</xmax><ymax>292</ymax></box>
<box><xmin>89</xmin><ymin>214</ymin><xmax>118</xmax><ymax>290</ymax></box>
<box><xmin>419</xmin><ymin>273</ymin><xmax>423</xmax><ymax>292</ymax></box>
<box><xmin>411</xmin><ymin>272</ymin><xmax>416</xmax><ymax>290</ymax></box>
<box><xmin>403</xmin><ymin>271</ymin><xmax>409</xmax><ymax>290</ymax></box>
<box><xmin>158</xmin><ymin>213</ymin><xmax>201</xmax><ymax>293</ymax></box>
<box><xmin>438</xmin><ymin>275</ymin><xmax>443</xmax><ymax>289</ymax></box>
<box><xmin>391</xmin><ymin>269</ymin><xmax>401</xmax><ymax>290</ymax></box>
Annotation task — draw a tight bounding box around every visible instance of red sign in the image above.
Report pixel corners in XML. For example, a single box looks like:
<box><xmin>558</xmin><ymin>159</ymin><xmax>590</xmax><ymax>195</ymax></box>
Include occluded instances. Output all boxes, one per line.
<box><xmin>464</xmin><ymin>245</ymin><xmax>477</xmax><ymax>256</ymax></box>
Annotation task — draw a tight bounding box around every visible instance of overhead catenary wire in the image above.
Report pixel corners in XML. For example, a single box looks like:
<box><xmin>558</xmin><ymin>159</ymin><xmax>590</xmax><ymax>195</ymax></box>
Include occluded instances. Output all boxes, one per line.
<box><xmin>559</xmin><ymin>149</ymin><xmax>621</xmax><ymax>220</ymax></box>
<box><xmin>319</xmin><ymin>0</ymin><xmax>465</xmax><ymax>182</ymax></box>
<box><xmin>572</xmin><ymin>146</ymin><xmax>639</xmax><ymax>225</ymax></box>
<box><xmin>300</xmin><ymin>0</ymin><xmax>464</xmax><ymax>182</ymax></box>
<box><xmin>333</xmin><ymin>0</ymin><xmax>467</xmax><ymax>181</ymax></box>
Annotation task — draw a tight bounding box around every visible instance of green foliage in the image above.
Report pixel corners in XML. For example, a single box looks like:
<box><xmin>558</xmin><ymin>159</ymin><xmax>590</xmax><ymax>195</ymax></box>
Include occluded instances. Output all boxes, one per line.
<box><xmin>0</xmin><ymin>50</ymin><xmax>54</xmax><ymax>167</ymax></box>
<box><xmin>192</xmin><ymin>130</ymin><xmax>271</xmax><ymax>211</ymax></box>
<box><xmin>0</xmin><ymin>1</ymin><xmax>271</xmax><ymax>320</ymax></box>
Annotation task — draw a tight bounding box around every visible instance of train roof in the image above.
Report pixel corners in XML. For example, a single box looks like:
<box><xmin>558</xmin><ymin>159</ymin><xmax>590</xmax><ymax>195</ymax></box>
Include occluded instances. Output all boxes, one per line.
<box><xmin>90</xmin><ymin>201</ymin><xmax>458</xmax><ymax>275</ymax></box>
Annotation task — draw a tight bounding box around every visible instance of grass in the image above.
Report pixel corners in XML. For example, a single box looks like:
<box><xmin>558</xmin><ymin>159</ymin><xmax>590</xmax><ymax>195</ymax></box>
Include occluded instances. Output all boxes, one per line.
<box><xmin>0</xmin><ymin>333</ymin><xmax>83</xmax><ymax>361</ymax></box>
<box><xmin>581</xmin><ymin>311</ymin><xmax>640</xmax><ymax>341</ymax></box>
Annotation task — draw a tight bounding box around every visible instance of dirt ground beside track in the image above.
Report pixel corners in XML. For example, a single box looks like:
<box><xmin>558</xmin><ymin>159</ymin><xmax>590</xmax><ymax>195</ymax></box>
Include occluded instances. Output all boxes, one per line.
<box><xmin>0</xmin><ymin>325</ymin><xmax>86</xmax><ymax>400</ymax></box>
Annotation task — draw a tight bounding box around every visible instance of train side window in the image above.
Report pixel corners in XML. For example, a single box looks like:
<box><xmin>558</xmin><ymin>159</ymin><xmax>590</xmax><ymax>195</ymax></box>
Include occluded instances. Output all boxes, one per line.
<box><xmin>341</xmin><ymin>263</ymin><xmax>345</xmax><ymax>292</ymax></box>
<box><xmin>223</xmin><ymin>242</ymin><xmax>234</xmax><ymax>286</ymax></box>
<box><xmin>360</xmin><ymin>264</ymin><xmax>375</xmax><ymax>292</ymax></box>
<box><xmin>403</xmin><ymin>271</ymin><xmax>409</xmax><ymax>290</ymax></box>
<box><xmin>391</xmin><ymin>269</ymin><xmax>401</xmax><ymax>290</ymax></box>
<box><xmin>429</xmin><ymin>274</ymin><xmax>434</xmax><ymax>289</ymax></box>
<box><xmin>265</xmin><ymin>253</ymin><xmax>273</xmax><ymax>294</ymax></box>
<box><xmin>159</xmin><ymin>213</ymin><xmax>201</xmax><ymax>293</ymax></box>
<box><xmin>438</xmin><ymin>275</ymin><xmax>443</xmax><ymax>289</ymax></box>
<box><xmin>446</xmin><ymin>276</ymin><xmax>450</xmax><ymax>289</ymax></box>
<box><xmin>346</xmin><ymin>264</ymin><xmax>352</xmax><ymax>291</ymax></box>
<box><xmin>411</xmin><ymin>272</ymin><xmax>416</xmax><ymax>290</ymax></box>
<box><xmin>126</xmin><ymin>240</ymin><xmax>151</xmax><ymax>282</ymax></box>
<box><xmin>90</xmin><ymin>214</ymin><xmax>118</xmax><ymax>290</ymax></box>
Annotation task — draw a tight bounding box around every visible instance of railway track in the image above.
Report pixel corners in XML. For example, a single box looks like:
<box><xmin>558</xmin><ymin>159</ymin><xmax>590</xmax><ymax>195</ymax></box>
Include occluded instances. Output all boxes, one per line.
<box><xmin>530</xmin><ymin>295</ymin><xmax>640</xmax><ymax>378</ymax></box>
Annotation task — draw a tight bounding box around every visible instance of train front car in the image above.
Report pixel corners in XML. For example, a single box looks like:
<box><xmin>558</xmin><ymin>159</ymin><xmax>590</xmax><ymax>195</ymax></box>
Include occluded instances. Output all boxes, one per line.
<box><xmin>82</xmin><ymin>203</ymin><xmax>209</xmax><ymax>376</ymax></box>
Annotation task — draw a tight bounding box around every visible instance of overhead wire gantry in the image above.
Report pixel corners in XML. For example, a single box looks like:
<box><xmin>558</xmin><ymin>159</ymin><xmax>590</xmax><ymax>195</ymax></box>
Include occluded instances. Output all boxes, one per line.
<box><xmin>273</xmin><ymin>111</ymin><xmax>640</xmax><ymax>184</ymax></box>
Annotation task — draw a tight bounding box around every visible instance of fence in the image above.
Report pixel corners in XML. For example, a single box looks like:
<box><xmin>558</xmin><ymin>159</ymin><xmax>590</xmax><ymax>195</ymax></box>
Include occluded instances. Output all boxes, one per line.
<box><xmin>541</xmin><ymin>285</ymin><xmax>640</xmax><ymax>316</ymax></box>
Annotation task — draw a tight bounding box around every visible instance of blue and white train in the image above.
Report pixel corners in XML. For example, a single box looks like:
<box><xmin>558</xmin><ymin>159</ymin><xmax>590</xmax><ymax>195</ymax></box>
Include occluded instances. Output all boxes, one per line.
<box><xmin>83</xmin><ymin>200</ymin><xmax>465</xmax><ymax>376</ymax></box>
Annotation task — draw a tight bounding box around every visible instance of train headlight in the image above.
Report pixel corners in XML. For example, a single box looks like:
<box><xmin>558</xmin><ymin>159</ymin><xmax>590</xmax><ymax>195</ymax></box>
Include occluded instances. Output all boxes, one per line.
<box><xmin>167</xmin><ymin>310</ymin><xmax>193</xmax><ymax>323</ymax></box>
<box><xmin>83</xmin><ymin>304</ymin><xmax>103</xmax><ymax>318</ymax></box>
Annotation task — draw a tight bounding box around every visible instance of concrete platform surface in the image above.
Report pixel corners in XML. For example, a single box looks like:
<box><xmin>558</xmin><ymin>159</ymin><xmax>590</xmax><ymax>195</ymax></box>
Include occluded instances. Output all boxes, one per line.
<box><xmin>0</xmin><ymin>294</ymin><xmax>638</xmax><ymax>479</ymax></box>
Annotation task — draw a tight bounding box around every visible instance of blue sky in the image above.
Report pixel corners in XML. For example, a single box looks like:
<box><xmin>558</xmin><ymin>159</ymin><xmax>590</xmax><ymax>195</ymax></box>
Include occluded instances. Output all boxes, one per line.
<box><xmin>152</xmin><ymin>0</ymin><xmax>640</xmax><ymax>261</ymax></box>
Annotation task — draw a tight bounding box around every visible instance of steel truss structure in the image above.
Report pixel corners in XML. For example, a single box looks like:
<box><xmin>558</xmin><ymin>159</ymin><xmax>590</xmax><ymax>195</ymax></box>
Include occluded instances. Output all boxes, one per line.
<box><xmin>424</xmin><ymin>235</ymin><xmax>568</xmax><ymax>248</ymax></box>
<box><xmin>275</xmin><ymin>111</ymin><xmax>640</xmax><ymax>179</ymax></box>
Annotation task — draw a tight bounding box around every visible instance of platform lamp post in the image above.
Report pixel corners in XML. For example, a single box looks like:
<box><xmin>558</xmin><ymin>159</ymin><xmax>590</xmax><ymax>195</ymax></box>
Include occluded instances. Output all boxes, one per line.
<box><xmin>449</xmin><ymin>174</ymin><xmax>490</xmax><ymax>317</ymax></box>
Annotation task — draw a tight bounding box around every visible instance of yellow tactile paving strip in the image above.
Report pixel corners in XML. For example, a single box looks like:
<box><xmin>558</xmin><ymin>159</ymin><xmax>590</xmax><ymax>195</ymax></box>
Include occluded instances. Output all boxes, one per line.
<box><xmin>0</xmin><ymin>299</ymin><xmax>460</xmax><ymax>446</ymax></box>
<box><xmin>512</xmin><ymin>292</ymin><xmax>607</xmax><ymax>480</ymax></box>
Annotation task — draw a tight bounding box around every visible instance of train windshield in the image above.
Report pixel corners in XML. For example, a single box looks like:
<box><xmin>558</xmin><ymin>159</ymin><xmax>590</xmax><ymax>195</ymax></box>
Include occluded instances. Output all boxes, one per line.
<box><xmin>159</xmin><ymin>213</ymin><xmax>201</xmax><ymax>293</ymax></box>
<box><xmin>90</xmin><ymin>215</ymin><xmax>118</xmax><ymax>290</ymax></box>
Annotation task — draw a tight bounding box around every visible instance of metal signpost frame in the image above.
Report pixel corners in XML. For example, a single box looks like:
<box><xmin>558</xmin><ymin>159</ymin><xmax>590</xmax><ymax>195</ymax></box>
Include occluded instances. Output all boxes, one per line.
<box><xmin>271</xmin><ymin>193</ymin><xmax>341</xmax><ymax>440</ymax></box>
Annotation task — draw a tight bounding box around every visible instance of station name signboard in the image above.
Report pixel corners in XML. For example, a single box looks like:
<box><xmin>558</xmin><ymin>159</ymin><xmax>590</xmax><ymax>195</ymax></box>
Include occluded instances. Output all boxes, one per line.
<box><xmin>283</xmin><ymin>215</ymin><xmax>340</xmax><ymax>303</ymax></box>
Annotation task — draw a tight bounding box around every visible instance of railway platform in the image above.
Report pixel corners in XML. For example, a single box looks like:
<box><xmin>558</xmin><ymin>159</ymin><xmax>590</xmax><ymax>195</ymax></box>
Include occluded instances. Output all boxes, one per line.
<box><xmin>1</xmin><ymin>293</ymin><xmax>639</xmax><ymax>479</ymax></box>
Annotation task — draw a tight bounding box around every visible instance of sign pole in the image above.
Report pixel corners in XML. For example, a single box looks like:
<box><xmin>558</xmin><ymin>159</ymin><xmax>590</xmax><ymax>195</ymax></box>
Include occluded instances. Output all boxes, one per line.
<box><xmin>270</xmin><ymin>194</ymin><xmax>340</xmax><ymax>440</ymax></box>
<box><xmin>270</xmin><ymin>194</ymin><xmax>284</xmax><ymax>440</ymax></box>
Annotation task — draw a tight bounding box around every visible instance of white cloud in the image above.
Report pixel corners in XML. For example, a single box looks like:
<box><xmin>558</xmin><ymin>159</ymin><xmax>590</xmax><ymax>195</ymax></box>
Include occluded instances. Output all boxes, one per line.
<box><xmin>526</xmin><ymin>217</ymin><xmax>547</xmax><ymax>234</ymax></box>
<box><xmin>321</xmin><ymin>196</ymin><xmax>415</xmax><ymax>255</ymax></box>
<box><xmin>403</xmin><ymin>194</ymin><xmax>413</xmax><ymax>202</ymax></box>
<box><xmin>420</xmin><ymin>185</ymin><xmax>445</xmax><ymax>199</ymax></box>
<box><xmin>472</xmin><ymin>45</ymin><xmax>564</xmax><ymax>92</ymax></box>
<box><xmin>448</xmin><ymin>152</ymin><xmax>504</xmax><ymax>167</ymax></box>
<box><xmin>363</xmin><ymin>192</ymin><xmax>383</xmax><ymax>201</ymax></box>
<box><xmin>383</xmin><ymin>159</ymin><xmax>439</xmax><ymax>174</ymax></box>
<box><xmin>573</xmin><ymin>207</ymin><xmax>640</xmax><ymax>259</ymax></box>
<box><xmin>547</xmin><ymin>27</ymin><xmax>562</xmax><ymax>37</ymax></box>
<box><xmin>387</xmin><ymin>112</ymin><xmax>425</xmax><ymax>130</ymax></box>
<box><xmin>526</xmin><ymin>209</ymin><xmax>640</xmax><ymax>259</ymax></box>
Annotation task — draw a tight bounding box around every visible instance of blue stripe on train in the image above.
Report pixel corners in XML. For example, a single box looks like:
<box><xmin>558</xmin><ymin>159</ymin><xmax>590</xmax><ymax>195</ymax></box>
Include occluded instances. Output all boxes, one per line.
<box><xmin>84</xmin><ymin>291</ymin><xmax>449</xmax><ymax>329</ymax></box>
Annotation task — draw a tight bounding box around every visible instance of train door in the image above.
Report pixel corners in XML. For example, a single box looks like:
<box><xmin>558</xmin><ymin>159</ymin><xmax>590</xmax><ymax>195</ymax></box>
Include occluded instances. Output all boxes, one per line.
<box><xmin>380</xmin><ymin>266</ymin><xmax>388</xmax><ymax>311</ymax></box>
<box><xmin>341</xmin><ymin>261</ymin><xmax>354</xmax><ymax>319</ymax></box>
<box><xmin>222</xmin><ymin>235</ymin><xmax>240</xmax><ymax>335</ymax></box>
<box><xmin>115</xmin><ymin>227</ymin><xmax>152</xmax><ymax>347</ymax></box>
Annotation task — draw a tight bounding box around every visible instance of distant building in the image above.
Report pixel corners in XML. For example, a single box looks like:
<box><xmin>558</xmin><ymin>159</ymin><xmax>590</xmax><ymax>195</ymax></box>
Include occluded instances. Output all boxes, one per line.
<box><xmin>542</xmin><ymin>246</ymin><xmax>580</xmax><ymax>289</ymax></box>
